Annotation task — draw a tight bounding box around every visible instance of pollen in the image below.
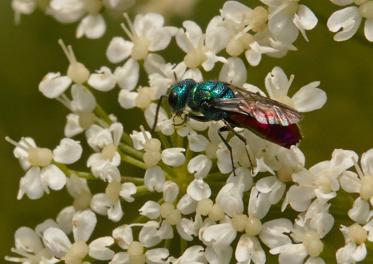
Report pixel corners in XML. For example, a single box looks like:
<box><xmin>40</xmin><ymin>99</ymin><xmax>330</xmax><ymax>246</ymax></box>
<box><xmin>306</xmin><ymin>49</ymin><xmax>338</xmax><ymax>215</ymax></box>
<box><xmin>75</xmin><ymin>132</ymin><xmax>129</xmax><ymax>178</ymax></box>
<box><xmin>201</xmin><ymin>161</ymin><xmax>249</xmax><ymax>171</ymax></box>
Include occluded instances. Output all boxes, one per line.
<box><xmin>28</xmin><ymin>147</ymin><xmax>53</xmax><ymax>167</ymax></box>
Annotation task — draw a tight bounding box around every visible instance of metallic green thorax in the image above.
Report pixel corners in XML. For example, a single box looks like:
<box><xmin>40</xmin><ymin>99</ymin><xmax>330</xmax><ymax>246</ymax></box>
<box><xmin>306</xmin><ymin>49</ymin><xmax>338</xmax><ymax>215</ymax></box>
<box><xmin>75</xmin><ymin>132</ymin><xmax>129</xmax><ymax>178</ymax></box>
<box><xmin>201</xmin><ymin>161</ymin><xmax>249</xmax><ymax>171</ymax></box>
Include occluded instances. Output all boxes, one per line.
<box><xmin>168</xmin><ymin>79</ymin><xmax>235</xmax><ymax>120</ymax></box>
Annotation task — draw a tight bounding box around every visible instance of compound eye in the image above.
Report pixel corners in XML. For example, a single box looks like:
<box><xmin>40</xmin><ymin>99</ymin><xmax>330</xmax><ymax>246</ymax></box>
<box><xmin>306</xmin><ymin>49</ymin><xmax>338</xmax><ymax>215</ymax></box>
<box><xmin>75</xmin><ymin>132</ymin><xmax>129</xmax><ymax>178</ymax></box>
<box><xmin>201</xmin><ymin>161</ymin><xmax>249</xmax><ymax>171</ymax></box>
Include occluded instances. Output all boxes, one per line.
<box><xmin>168</xmin><ymin>91</ymin><xmax>178</xmax><ymax>108</ymax></box>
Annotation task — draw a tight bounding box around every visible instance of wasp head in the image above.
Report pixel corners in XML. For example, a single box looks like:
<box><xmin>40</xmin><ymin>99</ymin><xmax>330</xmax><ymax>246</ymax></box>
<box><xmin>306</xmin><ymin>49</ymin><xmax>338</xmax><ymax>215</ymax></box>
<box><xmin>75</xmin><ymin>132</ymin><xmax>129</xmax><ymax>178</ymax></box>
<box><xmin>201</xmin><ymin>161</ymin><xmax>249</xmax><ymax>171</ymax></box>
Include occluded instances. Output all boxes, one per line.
<box><xmin>168</xmin><ymin>79</ymin><xmax>196</xmax><ymax>114</ymax></box>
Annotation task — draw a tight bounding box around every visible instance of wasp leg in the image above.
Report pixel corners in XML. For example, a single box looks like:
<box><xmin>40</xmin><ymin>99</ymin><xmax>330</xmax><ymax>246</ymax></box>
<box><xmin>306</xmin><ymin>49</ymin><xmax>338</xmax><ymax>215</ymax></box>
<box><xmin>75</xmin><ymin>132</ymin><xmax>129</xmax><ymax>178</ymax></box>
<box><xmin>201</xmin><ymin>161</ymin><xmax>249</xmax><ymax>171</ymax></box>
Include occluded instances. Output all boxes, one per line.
<box><xmin>152</xmin><ymin>95</ymin><xmax>167</xmax><ymax>134</ymax></box>
<box><xmin>223</xmin><ymin>121</ymin><xmax>255</xmax><ymax>174</ymax></box>
<box><xmin>218</xmin><ymin>126</ymin><xmax>236</xmax><ymax>176</ymax></box>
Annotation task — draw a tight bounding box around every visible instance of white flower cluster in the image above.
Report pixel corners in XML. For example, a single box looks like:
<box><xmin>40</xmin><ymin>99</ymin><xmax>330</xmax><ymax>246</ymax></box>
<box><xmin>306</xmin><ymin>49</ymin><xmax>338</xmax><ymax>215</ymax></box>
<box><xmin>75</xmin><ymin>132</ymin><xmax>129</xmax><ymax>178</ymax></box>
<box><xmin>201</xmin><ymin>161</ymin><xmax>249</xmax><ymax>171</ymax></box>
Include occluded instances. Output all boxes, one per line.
<box><xmin>11</xmin><ymin>0</ymin><xmax>135</xmax><ymax>38</ymax></box>
<box><xmin>6</xmin><ymin>1</ymin><xmax>373</xmax><ymax>264</ymax></box>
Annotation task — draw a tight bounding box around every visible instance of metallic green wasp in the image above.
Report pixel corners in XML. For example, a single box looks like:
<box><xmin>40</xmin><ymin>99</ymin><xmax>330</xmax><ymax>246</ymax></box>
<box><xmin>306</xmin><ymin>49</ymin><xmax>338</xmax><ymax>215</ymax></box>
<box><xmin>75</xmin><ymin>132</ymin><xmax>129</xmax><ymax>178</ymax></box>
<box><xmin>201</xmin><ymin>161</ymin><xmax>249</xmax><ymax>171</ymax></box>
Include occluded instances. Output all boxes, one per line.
<box><xmin>153</xmin><ymin>79</ymin><xmax>302</xmax><ymax>174</ymax></box>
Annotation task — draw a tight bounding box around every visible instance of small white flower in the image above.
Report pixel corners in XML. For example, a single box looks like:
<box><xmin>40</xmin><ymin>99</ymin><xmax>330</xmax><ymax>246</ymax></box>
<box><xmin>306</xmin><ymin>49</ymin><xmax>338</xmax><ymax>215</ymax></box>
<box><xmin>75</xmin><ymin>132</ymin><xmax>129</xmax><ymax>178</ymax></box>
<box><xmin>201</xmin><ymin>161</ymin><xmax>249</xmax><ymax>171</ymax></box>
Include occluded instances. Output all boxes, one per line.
<box><xmin>146</xmin><ymin>54</ymin><xmax>203</xmax><ymax>100</ymax></box>
<box><xmin>86</xmin><ymin>123</ymin><xmax>123</xmax><ymax>179</ymax></box>
<box><xmin>7</xmin><ymin>137</ymin><xmax>82</xmax><ymax>200</ymax></box>
<box><xmin>262</xmin><ymin>0</ymin><xmax>318</xmax><ymax>43</ymax></box>
<box><xmin>328</xmin><ymin>1</ymin><xmax>373</xmax><ymax>42</ymax></box>
<box><xmin>76</xmin><ymin>14</ymin><xmax>106</xmax><ymax>39</ymax></box>
<box><xmin>91</xmin><ymin>181</ymin><xmax>137</xmax><ymax>221</ymax></box>
<box><xmin>88</xmin><ymin>66</ymin><xmax>116</xmax><ymax>92</ymax></box>
<box><xmin>39</xmin><ymin>72</ymin><xmax>72</xmax><ymax>99</ymax></box>
<box><xmin>340</xmin><ymin>148</ymin><xmax>373</xmax><ymax>224</ymax></box>
<box><xmin>264</xmin><ymin>66</ymin><xmax>327</xmax><ymax>112</ymax></box>
<box><xmin>43</xmin><ymin>210</ymin><xmax>114</xmax><ymax>262</ymax></box>
<box><xmin>5</xmin><ymin>226</ymin><xmax>56</xmax><ymax>263</ymax></box>
<box><xmin>11</xmin><ymin>0</ymin><xmax>37</xmax><ymax>24</ymax></box>
<box><xmin>176</xmin><ymin>16</ymin><xmax>230</xmax><ymax>71</ymax></box>
<box><xmin>336</xmin><ymin>222</ymin><xmax>373</xmax><ymax>263</ymax></box>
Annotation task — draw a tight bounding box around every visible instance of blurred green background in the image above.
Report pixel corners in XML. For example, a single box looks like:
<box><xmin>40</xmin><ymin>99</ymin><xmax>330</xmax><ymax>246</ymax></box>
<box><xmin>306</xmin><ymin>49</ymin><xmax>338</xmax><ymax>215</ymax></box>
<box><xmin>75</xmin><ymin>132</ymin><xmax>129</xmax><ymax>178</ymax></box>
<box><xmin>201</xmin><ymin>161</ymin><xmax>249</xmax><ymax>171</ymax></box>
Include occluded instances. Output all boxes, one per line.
<box><xmin>1</xmin><ymin>0</ymin><xmax>373</xmax><ymax>261</ymax></box>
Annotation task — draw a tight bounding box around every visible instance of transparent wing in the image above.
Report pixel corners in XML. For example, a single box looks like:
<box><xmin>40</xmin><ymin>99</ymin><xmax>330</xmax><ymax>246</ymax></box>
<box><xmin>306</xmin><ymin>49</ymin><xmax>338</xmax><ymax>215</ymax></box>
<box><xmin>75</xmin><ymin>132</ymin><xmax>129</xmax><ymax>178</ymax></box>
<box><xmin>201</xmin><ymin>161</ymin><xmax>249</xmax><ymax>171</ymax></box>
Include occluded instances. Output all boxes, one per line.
<box><xmin>211</xmin><ymin>85</ymin><xmax>302</xmax><ymax>126</ymax></box>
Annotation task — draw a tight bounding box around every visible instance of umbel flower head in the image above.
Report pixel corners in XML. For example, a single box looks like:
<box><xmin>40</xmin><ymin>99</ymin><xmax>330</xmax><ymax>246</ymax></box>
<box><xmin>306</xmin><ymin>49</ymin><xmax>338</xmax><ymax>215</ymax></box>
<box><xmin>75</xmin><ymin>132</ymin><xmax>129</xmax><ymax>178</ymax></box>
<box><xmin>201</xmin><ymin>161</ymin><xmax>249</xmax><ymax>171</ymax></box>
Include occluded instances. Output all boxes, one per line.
<box><xmin>6</xmin><ymin>1</ymin><xmax>373</xmax><ymax>264</ymax></box>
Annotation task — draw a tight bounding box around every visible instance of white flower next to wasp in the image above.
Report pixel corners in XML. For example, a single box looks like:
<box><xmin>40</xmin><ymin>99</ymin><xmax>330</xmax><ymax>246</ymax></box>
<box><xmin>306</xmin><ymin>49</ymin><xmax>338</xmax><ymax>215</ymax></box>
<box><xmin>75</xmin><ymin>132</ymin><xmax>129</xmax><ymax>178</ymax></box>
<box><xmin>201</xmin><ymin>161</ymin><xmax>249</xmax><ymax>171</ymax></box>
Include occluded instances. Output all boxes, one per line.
<box><xmin>175</xmin><ymin>16</ymin><xmax>230</xmax><ymax>71</ymax></box>
<box><xmin>6</xmin><ymin>136</ymin><xmax>82</xmax><ymax>200</ymax></box>
<box><xmin>220</xmin><ymin>2</ymin><xmax>279</xmax><ymax>66</ymax></box>
<box><xmin>86</xmin><ymin>122</ymin><xmax>123</xmax><ymax>180</ymax></box>
<box><xmin>106</xmin><ymin>13</ymin><xmax>176</xmax><ymax>97</ymax></box>
<box><xmin>328</xmin><ymin>0</ymin><xmax>373</xmax><ymax>42</ymax></box>
<box><xmin>145</xmin><ymin>54</ymin><xmax>203</xmax><ymax>100</ymax></box>
<box><xmin>340</xmin><ymin>148</ymin><xmax>373</xmax><ymax>224</ymax></box>
<box><xmin>43</xmin><ymin>210</ymin><xmax>116</xmax><ymax>262</ymax></box>
<box><xmin>261</xmin><ymin>0</ymin><xmax>318</xmax><ymax>43</ymax></box>
<box><xmin>264</xmin><ymin>66</ymin><xmax>327</xmax><ymax>112</ymax></box>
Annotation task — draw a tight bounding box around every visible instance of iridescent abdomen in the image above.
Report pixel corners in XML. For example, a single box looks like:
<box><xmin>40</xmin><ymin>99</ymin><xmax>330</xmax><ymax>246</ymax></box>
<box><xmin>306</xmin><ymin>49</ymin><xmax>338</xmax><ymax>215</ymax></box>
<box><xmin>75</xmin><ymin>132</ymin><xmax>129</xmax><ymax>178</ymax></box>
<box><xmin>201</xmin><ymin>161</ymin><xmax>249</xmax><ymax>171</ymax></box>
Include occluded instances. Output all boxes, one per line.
<box><xmin>187</xmin><ymin>81</ymin><xmax>235</xmax><ymax>120</ymax></box>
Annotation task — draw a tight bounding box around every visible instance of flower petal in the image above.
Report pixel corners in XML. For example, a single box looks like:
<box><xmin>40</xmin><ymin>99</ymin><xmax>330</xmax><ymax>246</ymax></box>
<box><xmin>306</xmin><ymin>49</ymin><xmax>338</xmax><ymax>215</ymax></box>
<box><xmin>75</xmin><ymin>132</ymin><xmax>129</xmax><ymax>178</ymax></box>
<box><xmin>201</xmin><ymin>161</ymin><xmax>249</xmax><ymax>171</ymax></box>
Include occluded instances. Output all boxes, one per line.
<box><xmin>39</xmin><ymin>72</ymin><xmax>71</xmax><ymax>98</ymax></box>
<box><xmin>73</xmin><ymin>209</ymin><xmax>97</xmax><ymax>242</ymax></box>
<box><xmin>292</xmin><ymin>82</ymin><xmax>326</xmax><ymax>112</ymax></box>
<box><xmin>53</xmin><ymin>138</ymin><xmax>83</xmax><ymax>164</ymax></box>
<box><xmin>106</xmin><ymin>37</ymin><xmax>133</xmax><ymax>64</ymax></box>
<box><xmin>76</xmin><ymin>14</ymin><xmax>106</xmax><ymax>39</ymax></box>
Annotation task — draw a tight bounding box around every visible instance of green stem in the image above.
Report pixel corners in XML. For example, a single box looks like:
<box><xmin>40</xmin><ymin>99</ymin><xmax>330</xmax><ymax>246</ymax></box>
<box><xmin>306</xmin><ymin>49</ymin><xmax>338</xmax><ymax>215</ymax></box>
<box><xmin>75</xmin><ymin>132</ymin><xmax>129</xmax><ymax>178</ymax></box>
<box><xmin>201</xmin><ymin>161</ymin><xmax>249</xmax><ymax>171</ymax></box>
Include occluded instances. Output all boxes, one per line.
<box><xmin>119</xmin><ymin>143</ymin><xmax>144</xmax><ymax>160</ymax></box>
<box><xmin>136</xmin><ymin>186</ymin><xmax>150</xmax><ymax>196</ymax></box>
<box><xmin>205</xmin><ymin>172</ymin><xmax>227</xmax><ymax>181</ymax></box>
<box><xmin>122</xmin><ymin>176</ymin><xmax>144</xmax><ymax>185</ymax></box>
<box><xmin>176</xmin><ymin>133</ymin><xmax>184</xmax><ymax>148</ymax></box>
<box><xmin>121</xmin><ymin>154</ymin><xmax>147</xmax><ymax>170</ymax></box>
<box><xmin>54</xmin><ymin>163</ymin><xmax>95</xmax><ymax>180</ymax></box>
<box><xmin>158</xmin><ymin>132</ymin><xmax>172</xmax><ymax>149</ymax></box>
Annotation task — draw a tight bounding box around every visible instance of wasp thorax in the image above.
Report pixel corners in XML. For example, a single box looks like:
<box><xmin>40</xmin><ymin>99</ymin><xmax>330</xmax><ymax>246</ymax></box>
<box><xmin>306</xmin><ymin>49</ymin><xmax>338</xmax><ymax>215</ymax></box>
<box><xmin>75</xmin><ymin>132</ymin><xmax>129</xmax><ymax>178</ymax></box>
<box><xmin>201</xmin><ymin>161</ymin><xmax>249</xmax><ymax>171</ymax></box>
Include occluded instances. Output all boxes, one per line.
<box><xmin>184</xmin><ymin>49</ymin><xmax>206</xmax><ymax>68</ymax></box>
<box><xmin>101</xmin><ymin>144</ymin><xmax>117</xmax><ymax>161</ymax></box>
<box><xmin>359</xmin><ymin>1</ymin><xmax>373</xmax><ymax>19</ymax></box>
<box><xmin>131</xmin><ymin>36</ymin><xmax>149</xmax><ymax>60</ymax></box>
<box><xmin>28</xmin><ymin>147</ymin><xmax>53</xmax><ymax>167</ymax></box>
<box><xmin>105</xmin><ymin>181</ymin><xmax>122</xmax><ymax>202</ymax></box>
<box><xmin>78</xmin><ymin>111</ymin><xmax>96</xmax><ymax>129</ymax></box>
<box><xmin>84</xmin><ymin>0</ymin><xmax>102</xmax><ymax>14</ymax></box>
<box><xmin>63</xmin><ymin>241</ymin><xmax>89</xmax><ymax>264</ymax></box>
<box><xmin>250</xmin><ymin>6</ymin><xmax>268</xmax><ymax>32</ymax></box>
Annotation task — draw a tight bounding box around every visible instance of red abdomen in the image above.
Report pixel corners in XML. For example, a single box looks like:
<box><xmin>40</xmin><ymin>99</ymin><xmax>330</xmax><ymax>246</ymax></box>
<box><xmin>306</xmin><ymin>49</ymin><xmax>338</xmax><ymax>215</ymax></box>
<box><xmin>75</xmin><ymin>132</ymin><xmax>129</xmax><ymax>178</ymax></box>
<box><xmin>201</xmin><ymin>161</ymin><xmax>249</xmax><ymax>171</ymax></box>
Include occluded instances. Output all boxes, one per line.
<box><xmin>227</xmin><ymin>112</ymin><xmax>302</xmax><ymax>149</ymax></box>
